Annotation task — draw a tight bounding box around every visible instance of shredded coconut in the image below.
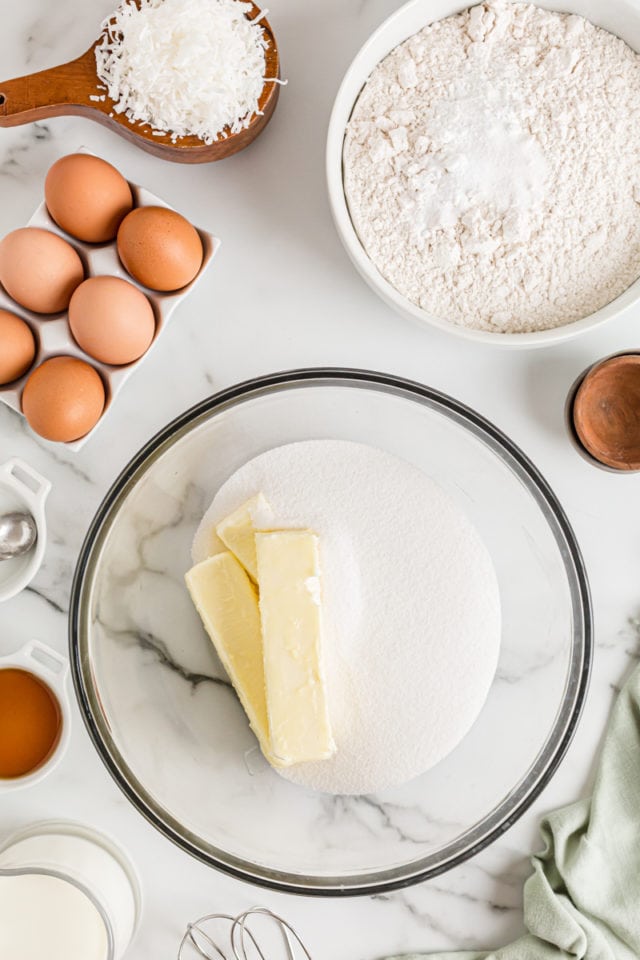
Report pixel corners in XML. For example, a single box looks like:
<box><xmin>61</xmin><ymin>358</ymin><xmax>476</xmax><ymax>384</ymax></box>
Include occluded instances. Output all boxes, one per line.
<box><xmin>192</xmin><ymin>440</ymin><xmax>501</xmax><ymax>796</ymax></box>
<box><xmin>343</xmin><ymin>0</ymin><xmax>640</xmax><ymax>333</ymax></box>
<box><xmin>95</xmin><ymin>0</ymin><xmax>271</xmax><ymax>143</ymax></box>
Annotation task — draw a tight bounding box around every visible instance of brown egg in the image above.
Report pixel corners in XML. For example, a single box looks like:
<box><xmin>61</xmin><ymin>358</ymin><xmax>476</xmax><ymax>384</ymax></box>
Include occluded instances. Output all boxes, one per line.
<box><xmin>0</xmin><ymin>228</ymin><xmax>84</xmax><ymax>314</ymax></box>
<box><xmin>0</xmin><ymin>310</ymin><xmax>36</xmax><ymax>384</ymax></box>
<box><xmin>117</xmin><ymin>206</ymin><xmax>203</xmax><ymax>291</ymax></box>
<box><xmin>22</xmin><ymin>357</ymin><xmax>105</xmax><ymax>442</ymax></box>
<box><xmin>45</xmin><ymin>153</ymin><xmax>133</xmax><ymax>243</ymax></box>
<box><xmin>69</xmin><ymin>276</ymin><xmax>155</xmax><ymax>366</ymax></box>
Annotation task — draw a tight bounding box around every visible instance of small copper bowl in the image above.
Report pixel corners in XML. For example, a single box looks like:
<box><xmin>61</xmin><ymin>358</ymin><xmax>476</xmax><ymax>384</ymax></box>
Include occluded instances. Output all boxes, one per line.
<box><xmin>567</xmin><ymin>352</ymin><xmax>640</xmax><ymax>472</ymax></box>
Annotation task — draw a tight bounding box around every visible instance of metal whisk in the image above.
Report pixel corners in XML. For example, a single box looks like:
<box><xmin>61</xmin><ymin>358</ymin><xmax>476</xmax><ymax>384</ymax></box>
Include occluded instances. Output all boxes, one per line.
<box><xmin>178</xmin><ymin>906</ymin><xmax>313</xmax><ymax>960</ymax></box>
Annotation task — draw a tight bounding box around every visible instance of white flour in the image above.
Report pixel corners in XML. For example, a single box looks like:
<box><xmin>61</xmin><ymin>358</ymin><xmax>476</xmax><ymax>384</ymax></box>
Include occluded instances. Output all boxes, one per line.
<box><xmin>343</xmin><ymin>0</ymin><xmax>640</xmax><ymax>333</ymax></box>
<box><xmin>192</xmin><ymin>440</ymin><xmax>501</xmax><ymax>795</ymax></box>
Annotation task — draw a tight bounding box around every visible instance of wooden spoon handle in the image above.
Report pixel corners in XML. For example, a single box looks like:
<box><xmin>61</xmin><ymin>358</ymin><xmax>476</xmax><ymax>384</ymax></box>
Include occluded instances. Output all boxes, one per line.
<box><xmin>0</xmin><ymin>48</ymin><xmax>99</xmax><ymax>127</ymax></box>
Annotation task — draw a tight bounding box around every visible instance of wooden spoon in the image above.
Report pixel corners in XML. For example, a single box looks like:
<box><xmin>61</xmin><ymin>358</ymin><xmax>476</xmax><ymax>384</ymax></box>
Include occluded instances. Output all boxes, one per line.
<box><xmin>0</xmin><ymin>2</ymin><xmax>280</xmax><ymax>164</ymax></box>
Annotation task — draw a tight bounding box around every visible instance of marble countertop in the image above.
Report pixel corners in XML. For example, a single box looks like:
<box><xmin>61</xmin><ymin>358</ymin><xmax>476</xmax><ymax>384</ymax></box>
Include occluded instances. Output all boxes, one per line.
<box><xmin>0</xmin><ymin>0</ymin><xmax>639</xmax><ymax>957</ymax></box>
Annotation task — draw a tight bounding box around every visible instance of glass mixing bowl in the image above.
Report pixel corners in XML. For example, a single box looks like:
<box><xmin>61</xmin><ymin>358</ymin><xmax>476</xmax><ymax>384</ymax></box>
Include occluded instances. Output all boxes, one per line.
<box><xmin>70</xmin><ymin>370</ymin><xmax>591</xmax><ymax>895</ymax></box>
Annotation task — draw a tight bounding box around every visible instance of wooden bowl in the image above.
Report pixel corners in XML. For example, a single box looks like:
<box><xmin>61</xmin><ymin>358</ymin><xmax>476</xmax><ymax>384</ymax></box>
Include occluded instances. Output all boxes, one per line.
<box><xmin>0</xmin><ymin>3</ymin><xmax>280</xmax><ymax>163</ymax></box>
<box><xmin>570</xmin><ymin>353</ymin><xmax>640</xmax><ymax>471</ymax></box>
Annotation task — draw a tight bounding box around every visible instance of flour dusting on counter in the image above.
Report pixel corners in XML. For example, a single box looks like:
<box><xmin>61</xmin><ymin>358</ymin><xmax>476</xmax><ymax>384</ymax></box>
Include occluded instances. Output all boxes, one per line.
<box><xmin>343</xmin><ymin>0</ymin><xmax>640</xmax><ymax>332</ymax></box>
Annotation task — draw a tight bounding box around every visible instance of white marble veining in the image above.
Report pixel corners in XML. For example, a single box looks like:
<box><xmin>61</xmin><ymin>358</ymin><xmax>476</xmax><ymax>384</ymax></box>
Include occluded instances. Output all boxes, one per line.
<box><xmin>0</xmin><ymin>0</ymin><xmax>639</xmax><ymax>957</ymax></box>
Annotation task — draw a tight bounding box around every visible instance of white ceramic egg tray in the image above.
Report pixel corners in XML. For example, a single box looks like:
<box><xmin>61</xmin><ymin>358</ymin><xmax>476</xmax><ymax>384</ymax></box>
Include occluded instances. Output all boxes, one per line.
<box><xmin>0</xmin><ymin>183</ymin><xmax>220</xmax><ymax>450</ymax></box>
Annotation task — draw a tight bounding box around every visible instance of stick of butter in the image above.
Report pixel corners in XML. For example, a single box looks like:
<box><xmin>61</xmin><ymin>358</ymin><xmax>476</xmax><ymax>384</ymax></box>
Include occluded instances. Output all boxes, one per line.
<box><xmin>215</xmin><ymin>494</ymin><xmax>273</xmax><ymax>580</ymax></box>
<box><xmin>255</xmin><ymin>530</ymin><xmax>336</xmax><ymax>766</ymax></box>
<box><xmin>184</xmin><ymin>551</ymin><xmax>273</xmax><ymax>761</ymax></box>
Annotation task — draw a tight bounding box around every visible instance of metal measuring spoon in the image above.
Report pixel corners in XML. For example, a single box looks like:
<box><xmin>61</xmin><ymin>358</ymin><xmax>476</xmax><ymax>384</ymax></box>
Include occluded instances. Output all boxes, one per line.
<box><xmin>0</xmin><ymin>512</ymin><xmax>37</xmax><ymax>560</ymax></box>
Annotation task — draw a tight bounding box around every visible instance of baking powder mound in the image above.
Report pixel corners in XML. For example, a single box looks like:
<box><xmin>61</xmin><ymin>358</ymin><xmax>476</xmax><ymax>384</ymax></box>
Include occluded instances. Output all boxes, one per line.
<box><xmin>192</xmin><ymin>440</ymin><xmax>501</xmax><ymax>795</ymax></box>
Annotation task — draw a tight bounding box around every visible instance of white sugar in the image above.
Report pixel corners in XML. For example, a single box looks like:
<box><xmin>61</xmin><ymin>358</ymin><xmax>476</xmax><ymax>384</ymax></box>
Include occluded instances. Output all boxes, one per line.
<box><xmin>192</xmin><ymin>440</ymin><xmax>501</xmax><ymax>795</ymax></box>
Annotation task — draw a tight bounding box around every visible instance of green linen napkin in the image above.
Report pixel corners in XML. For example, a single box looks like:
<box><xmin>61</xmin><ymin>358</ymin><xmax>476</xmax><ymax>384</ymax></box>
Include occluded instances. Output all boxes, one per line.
<box><xmin>391</xmin><ymin>665</ymin><xmax>640</xmax><ymax>960</ymax></box>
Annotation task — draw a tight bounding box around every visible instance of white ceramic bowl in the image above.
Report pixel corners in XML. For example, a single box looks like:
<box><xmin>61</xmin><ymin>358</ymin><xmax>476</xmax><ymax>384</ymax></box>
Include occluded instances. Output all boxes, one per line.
<box><xmin>0</xmin><ymin>458</ymin><xmax>49</xmax><ymax>602</ymax></box>
<box><xmin>0</xmin><ymin>640</ymin><xmax>70</xmax><ymax>791</ymax></box>
<box><xmin>326</xmin><ymin>0</ymin><xmax>640</xmax><ymax>348</ymax></box>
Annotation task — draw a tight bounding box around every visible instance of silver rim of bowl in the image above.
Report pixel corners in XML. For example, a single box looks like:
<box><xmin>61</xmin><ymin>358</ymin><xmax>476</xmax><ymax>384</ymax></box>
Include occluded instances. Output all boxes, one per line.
<box><xmin>69</xmin><ymin>367</ymin><xmax>592</xmax><ymax>896</ymax></box>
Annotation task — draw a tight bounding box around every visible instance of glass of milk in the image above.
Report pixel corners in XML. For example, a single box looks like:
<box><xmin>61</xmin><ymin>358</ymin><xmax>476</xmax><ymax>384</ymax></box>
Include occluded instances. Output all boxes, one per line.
<box><xmin>0</xmin><ymin>821</ymin><xmax>140</xmax><ymax>960</ymax></box>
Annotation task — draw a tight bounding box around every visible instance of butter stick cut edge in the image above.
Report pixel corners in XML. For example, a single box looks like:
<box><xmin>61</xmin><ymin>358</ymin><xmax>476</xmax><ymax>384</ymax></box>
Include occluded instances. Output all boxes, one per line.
<box><xmin>255</xmin><ymin>529</ymin><xmax>336</xmax><ymax>766</ymax></box>
<box><xmin>185</xmin><ymin>551</ymin><xmax>277</xmax><ymax>764</ymax></box>
<box><xmin>215</xmin><ymin>493</ymin><xmax>273</xmax><ymax>581</ymax></box>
